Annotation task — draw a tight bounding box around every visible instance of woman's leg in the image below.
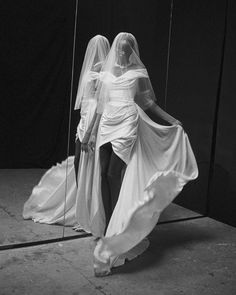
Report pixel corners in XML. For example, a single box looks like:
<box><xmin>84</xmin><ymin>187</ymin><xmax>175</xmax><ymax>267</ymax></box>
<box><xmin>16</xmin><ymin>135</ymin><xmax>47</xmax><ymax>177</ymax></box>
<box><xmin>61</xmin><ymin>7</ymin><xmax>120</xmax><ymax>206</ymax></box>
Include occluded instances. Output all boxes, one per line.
<box><xmin>94</xmin><ymin>149</ymin><xmax>126</xmax><ymax>277</ymax></box>
<box><xmin>99</xmin><ymin>143</ymin><xmax>113</xmax><ymax>229</ymax></box>
<box><xmin>100</xmin><ymin>143</ymin><xmax>126</xmax><ymax>230</ymax></box>
<box><xmin>107</xmin><ymin>151</ymin><xmax>126</xmax><ymax>213</ymax></box>
<box><xmin>74</xmin><ymin>139</ymin><xmax>81</xmax><ymax>185</ymax></box>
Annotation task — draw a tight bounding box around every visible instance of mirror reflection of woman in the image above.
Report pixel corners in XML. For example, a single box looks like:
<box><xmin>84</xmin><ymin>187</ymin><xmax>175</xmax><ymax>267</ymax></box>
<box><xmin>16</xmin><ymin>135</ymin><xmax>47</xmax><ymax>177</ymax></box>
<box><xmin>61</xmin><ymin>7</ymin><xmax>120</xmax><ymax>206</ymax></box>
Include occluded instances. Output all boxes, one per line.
<box><xmin>84</xmin><ymin>33</ymin><xmax>198</xmax><ymax>277</ymax></box>
<box><xmin>23</xmin><ymin>35</ymin><xmax>110</xmax><ymax>230</ymax></box>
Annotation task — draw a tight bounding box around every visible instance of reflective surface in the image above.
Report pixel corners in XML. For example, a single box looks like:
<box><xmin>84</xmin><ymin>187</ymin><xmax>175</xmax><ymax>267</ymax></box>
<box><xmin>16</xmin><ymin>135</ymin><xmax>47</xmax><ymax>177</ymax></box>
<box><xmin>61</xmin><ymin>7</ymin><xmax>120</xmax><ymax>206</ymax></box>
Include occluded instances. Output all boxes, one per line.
<box><xmin>0</xmin><ymin>1</ymin><xmax>75</xmax><ymax>246</ymax></box>
<box><xmin>0</xmin><ymin>169</ymin><xmax>64</xmax><ymax>245</ymax></box>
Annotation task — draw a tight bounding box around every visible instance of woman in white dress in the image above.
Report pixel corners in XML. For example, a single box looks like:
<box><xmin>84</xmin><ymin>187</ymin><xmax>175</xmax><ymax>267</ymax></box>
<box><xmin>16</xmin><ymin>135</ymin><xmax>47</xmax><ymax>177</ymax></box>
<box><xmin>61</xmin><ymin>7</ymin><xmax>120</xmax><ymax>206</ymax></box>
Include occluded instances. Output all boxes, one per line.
<box><xmin>23</xmin><ymin>35</ymin><xmax>110</xmax><ymax>229</ymax></box>
<box><xmin>83</xmin><ymin>32</ymin><xmax>198</xmax><ymax>276</ymax></box>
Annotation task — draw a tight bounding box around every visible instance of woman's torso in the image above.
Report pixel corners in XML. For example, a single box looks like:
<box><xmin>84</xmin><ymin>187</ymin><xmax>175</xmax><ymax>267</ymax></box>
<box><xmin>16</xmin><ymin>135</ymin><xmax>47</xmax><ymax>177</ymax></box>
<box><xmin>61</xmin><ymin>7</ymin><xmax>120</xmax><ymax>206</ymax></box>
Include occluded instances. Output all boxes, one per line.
<box><xmin>102</xmin><ymin>68</ymin><xmax>148</xmax><ymax>118</ymax></box>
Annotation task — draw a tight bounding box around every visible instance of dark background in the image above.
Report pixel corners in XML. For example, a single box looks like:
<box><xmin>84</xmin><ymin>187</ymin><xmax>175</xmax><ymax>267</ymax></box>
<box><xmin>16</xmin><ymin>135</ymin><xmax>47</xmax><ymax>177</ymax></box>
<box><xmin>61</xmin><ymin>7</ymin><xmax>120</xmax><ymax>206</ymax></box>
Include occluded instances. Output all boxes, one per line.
<box><xmin>0</xmin><ymin>0</ymin><xmax>235</xmax><ymax>226</ymax></box>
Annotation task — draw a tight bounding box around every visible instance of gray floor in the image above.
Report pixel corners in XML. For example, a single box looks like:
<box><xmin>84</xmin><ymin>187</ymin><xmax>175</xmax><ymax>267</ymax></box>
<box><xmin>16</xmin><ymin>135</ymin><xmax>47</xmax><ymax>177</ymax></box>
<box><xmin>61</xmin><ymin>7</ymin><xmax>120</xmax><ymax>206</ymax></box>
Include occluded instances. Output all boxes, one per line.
<box><xmin>0</xmin><ymin>217</ymin><xmax>235</xmax><ymax>295</ymax></box>
<box><xmin>0</xmin><ymin>169</ymin><xmax>201</xmax><ymax>246</ymax></box>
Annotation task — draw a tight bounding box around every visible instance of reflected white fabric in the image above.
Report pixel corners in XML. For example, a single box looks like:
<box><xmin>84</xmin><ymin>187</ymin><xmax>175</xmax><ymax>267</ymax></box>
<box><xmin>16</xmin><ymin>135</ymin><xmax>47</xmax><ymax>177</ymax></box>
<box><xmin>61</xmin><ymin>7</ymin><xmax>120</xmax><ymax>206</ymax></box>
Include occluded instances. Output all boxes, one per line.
<box><xmin>22</xmin><ymin>156</ymin><xmax>77</xmax><ymax>225</ymax></box>
<box><xmin>76</xmin><ymin>71</ymin><xmax>99</xmax><ymax>141</ymax></box>
<box><xmin>22</xmin><ymin>71</ymin><xmax>100</xmax><ymax>227</ymax></box>
<box><xmin>23</xmin><ymin>70</ymin><xmax>101</xmax><ymax>228</ymax></box>
<box><xmin>23</xmin><ymin>34</ymin><xmax>110</xmax><ymax>227</ymax></box>
<box><xmin>74</xmin><ymin>35</ymin><xmax>110</xmax><ymax>110</ymax></box>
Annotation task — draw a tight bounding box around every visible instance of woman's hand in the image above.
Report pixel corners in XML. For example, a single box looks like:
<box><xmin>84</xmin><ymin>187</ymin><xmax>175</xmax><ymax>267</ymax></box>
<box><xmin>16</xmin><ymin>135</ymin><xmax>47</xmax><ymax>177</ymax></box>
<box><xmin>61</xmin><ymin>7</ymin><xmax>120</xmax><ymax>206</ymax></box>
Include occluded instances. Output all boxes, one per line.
<box><xmin>170</xmin><ymin>119</ymin><xmax>183</xmax><ymax>127</ymax></box>
<box><xmin>173</xmin><ymin>119</ymin><xmax>182</xmax><ymax>126</ymax></box>
<box><xmin>81</xmin><ymin>130</ymin><xmax>92</xmax><ymax>153</ymax></box>
<box><xmin>81</xmin><ymin>141</ymin><xmax>89</xmax><ymax>152</ymax></box>
<box><xmin>88</xmin><ymin>134</ymin><xmax>96</xmax><ymax>153</ymax></box>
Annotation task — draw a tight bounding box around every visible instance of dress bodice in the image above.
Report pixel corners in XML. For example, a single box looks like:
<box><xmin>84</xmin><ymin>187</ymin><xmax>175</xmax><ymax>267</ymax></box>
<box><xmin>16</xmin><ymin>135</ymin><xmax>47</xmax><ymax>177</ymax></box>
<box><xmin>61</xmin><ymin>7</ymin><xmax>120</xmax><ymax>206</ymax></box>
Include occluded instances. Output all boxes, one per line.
<box><xmin>109</xmin><ymin>81</ymin><xmax>137</xmax><ymax>103</ymax></box>
<box><xmin>104</xmin><ymin>68</ymin><xmax>149</xmax><ymax>104</ymax></box>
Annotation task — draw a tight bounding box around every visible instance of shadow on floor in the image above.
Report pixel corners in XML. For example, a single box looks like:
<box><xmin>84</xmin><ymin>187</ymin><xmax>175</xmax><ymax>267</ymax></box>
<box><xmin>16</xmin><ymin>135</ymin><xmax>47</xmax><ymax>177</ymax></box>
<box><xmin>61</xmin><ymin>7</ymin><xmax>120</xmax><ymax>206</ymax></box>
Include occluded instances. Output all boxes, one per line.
<box><xmin>112</xmin><ymin>219</ymin><xmax>216</xmax><ymax>275</ymax></box>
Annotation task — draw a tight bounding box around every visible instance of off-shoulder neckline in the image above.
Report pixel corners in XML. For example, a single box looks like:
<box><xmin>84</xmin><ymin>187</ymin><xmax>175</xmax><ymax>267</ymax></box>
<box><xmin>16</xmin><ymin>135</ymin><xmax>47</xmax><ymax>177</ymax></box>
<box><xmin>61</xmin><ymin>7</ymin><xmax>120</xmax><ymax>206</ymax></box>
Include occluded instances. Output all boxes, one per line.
<box><xmin>109</xmin><ymin>68</ymin><xmax>147</xmax><ymax>79</ymax></box>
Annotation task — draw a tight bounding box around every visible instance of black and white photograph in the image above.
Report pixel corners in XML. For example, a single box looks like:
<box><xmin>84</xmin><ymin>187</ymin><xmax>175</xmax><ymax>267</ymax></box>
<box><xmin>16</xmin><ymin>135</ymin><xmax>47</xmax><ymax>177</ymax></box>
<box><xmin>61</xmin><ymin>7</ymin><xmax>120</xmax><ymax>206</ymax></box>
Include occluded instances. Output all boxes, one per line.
<box><xmin>0</xmin><ymin>0</ymin><xmax>235</xmax><ymax>294</ymax></box>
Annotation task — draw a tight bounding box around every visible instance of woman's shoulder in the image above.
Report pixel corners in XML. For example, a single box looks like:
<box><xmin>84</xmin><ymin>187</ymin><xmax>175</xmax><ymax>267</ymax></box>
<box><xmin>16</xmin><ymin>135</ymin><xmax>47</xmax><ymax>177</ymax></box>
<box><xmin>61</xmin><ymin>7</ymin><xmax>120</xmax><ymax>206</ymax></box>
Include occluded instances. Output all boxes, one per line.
<box><xmin>85</xmin><ymin>70</ymin><xmax>100</xmax><ymax>80</ymax></box>
<box><xmin>128</xmin><ymin>66</ymin><xmax>148</xmax><ymax>78</ymax></box>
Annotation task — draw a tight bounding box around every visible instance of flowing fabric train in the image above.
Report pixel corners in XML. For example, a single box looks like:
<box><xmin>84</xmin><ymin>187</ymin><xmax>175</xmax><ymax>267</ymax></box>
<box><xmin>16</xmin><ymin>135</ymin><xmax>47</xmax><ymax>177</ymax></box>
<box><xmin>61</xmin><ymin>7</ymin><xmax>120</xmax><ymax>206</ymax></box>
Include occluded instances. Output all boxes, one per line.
<box><xmin>23</xmin><ymin>99</ymin><xmax>97</xmax><ymax>229</ymax></box>
<box><xmin>93</xmin><ymin>107</ymin><xmax>198</xmax><ymax>268</ymax></box>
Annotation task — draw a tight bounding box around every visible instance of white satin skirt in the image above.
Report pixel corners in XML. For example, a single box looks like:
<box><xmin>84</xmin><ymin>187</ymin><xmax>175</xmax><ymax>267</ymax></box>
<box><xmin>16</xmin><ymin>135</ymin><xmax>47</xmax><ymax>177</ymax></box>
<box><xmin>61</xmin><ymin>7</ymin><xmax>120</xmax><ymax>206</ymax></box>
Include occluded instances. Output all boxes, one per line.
<box><xmin>91</xmin><ymin>103</ymin><xmax>198</xmax><ymax>269</ymax></box>
<box><xmin>23</xmin><ymin>99</ymin><xmax>97</xmax><ymax>230</ymax></box>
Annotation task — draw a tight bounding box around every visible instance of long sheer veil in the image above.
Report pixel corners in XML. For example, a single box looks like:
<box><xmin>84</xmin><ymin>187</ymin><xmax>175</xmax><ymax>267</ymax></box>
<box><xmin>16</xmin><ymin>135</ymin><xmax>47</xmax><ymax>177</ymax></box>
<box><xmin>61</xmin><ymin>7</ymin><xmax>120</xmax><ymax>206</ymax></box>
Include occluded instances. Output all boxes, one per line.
<box><xmin>96</xmin><ymin>32</ymin><xmax>158</xmax><ymax>114</ymax></box>
<box><xmin>74</xmin><ymin>35</ymin><xmax>110</xmax><ymax>110</ymax></box>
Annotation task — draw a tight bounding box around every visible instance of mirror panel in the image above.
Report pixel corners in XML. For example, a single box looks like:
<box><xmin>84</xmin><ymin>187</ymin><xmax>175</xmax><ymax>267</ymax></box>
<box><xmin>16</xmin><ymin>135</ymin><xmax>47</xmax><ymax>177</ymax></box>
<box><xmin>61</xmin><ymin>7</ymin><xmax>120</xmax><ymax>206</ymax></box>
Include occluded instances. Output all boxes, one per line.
<box><xmin>0</xmin><ymin>2</ymin><xmax>75</xmax><ymax>247</ymax></box>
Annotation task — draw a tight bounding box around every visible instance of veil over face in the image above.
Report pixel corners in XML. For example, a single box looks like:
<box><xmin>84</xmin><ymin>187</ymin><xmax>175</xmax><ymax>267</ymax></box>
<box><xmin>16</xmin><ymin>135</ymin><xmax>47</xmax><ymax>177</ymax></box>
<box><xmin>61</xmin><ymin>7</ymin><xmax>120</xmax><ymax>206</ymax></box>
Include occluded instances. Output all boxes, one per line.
<box><xmin>96</xmin><ymin>32</ymin><xmax>158</xmax><ymax>114</ymax></box>
<box><xmin>74</xmin><ymin>35</ymin><xmax>110</xmax><ymax>110</ymax></box>
<box><xmin>100</xmin><ymin>32</ymin><xmax>142</xmax><ymax>75</ymax></box>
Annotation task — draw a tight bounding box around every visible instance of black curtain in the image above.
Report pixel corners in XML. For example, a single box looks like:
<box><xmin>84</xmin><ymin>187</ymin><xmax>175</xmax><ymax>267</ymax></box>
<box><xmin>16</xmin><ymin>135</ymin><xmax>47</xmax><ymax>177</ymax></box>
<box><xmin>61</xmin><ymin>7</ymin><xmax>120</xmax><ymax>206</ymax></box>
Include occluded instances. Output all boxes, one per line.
<box><xmin>208</xmin><ymin>0</ymin><xmax>236</xmax><ymax>226</ymax></box>
<box><xmin>0</xmin><ymin>1</ymin><xmax>75</xmax><ymax>168</ymax></box>
<box><xmin>166</xmin><ymin>0</ymin><xmax>227</xmax><ymax>215</ymax></box>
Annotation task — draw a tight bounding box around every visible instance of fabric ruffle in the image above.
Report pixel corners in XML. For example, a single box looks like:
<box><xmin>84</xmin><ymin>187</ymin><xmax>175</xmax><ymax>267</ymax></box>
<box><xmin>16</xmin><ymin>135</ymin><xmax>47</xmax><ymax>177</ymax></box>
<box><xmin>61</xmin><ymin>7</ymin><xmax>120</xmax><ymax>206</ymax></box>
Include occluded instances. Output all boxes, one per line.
<box><xmin>93</xmin><ymin>107</ymin><xmax>198</xmax><ymax>270</ymax></box>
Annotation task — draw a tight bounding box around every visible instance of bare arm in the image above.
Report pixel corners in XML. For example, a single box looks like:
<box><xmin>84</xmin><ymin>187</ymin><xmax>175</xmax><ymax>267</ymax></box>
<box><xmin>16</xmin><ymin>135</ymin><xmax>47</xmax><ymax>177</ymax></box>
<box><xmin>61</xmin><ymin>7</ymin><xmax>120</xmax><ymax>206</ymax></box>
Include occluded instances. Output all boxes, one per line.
<box><xmin>145</xmin><ymin>102</ymin><xmax>182</xmax><ymax>126</ymax></box>
<box><xmin>135</xmin><ymin>77</ymin><xmax>182</xmax><ymax>126</ymax></box>
<box><xmin>87</xmin><ymin>113</ymin><xmax>102</xmax><ymax>152</ymax></box>
<box><xmin>81</xmin><ymin>111</ymin><xmax>102</xmax><ymax>153</ymax></box>
<box><xmin>80</xmin><ymin>111</ymin><xmax>98</xmax><ymax>152</ymax></box>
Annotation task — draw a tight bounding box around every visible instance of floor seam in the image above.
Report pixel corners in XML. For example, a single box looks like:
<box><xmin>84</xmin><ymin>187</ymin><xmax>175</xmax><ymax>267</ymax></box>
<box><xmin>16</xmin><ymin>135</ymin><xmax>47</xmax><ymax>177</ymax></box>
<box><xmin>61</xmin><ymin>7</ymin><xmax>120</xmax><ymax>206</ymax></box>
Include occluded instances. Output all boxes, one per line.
<box><xmin>55</xmin><ymin>253</ymin><xmax>110</xmax><ymax>295</ymax></box>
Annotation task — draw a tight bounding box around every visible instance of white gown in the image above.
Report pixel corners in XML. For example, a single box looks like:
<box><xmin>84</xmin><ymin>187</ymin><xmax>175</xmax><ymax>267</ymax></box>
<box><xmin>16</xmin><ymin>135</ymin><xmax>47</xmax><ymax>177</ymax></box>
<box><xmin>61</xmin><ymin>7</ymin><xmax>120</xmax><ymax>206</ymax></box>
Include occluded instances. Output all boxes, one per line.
<box><xmin>23</xmin><ymin>71</ymin><xmax>99</xmax><ymax>229</ymax></box>
<box><xmin>91</xmin><ymin>68</ymin><xmax>198</xmax><ymax>268</ymax></box>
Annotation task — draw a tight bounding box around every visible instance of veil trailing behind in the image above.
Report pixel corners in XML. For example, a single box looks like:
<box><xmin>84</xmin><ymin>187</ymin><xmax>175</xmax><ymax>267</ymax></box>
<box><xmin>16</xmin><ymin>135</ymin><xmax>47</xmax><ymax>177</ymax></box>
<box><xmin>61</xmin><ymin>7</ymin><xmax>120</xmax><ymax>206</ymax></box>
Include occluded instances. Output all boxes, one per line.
<box><xmin>87</xmin><ymin>33</ymin><xmax>198</xmax><ymax>274</ymax></box>
<box><xmin>23</xmin><ymin>35</ymin><xmax>110</xmax><ymax>229</ymax></box>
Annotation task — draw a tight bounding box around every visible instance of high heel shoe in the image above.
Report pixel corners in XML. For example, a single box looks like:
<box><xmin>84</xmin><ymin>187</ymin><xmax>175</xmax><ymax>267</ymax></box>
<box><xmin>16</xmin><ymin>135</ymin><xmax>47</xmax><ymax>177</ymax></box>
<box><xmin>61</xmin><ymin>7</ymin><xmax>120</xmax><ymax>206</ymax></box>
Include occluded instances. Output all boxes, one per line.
<box><xmin>93</xmin><ymin>255</ymin><xmax>111</xmax><ymax>277</ymax></box>
<box><xmin>72</xmin><ymin>224</ymin><xmax>86</xmax><ymax>233</ymax></box>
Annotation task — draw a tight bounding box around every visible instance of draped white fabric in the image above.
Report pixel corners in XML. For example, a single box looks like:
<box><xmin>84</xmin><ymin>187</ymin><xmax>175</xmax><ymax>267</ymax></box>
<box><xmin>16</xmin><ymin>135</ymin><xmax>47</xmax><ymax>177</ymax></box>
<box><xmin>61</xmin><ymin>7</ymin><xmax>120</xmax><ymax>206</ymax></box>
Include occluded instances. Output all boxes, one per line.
<box><xmin>23</xmin><ymin>72</ymin><xmax>100</xmax><ymax>228</ymax></box>
<box><xmin>91</xmin><ymin>68</ymin><xmax>198</xmax><ymax>269</ymax></box>
<box><xmin>23</xmin><ymin>32</ymin><xmax>198</xmax><ymax>275</ymax></box>
<box><xmin>22</xmin><ymin>156</ymin><xmax>77</xmax><ymax>225</ymax></box>
<box><xmin>96</xmin><ymin>33</ymin><xmax>157</xmax><ymax>115</ymax></box>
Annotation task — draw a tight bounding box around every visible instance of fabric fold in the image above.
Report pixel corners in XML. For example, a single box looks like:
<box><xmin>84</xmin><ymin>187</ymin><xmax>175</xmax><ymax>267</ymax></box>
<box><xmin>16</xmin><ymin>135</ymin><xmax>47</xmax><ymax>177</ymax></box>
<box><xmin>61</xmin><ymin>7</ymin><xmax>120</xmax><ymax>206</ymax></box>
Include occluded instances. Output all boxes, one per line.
<box><xmin>93</xmin><ymin>106</ymin><xmax>198</xmax><ymax>268</ymax></box>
